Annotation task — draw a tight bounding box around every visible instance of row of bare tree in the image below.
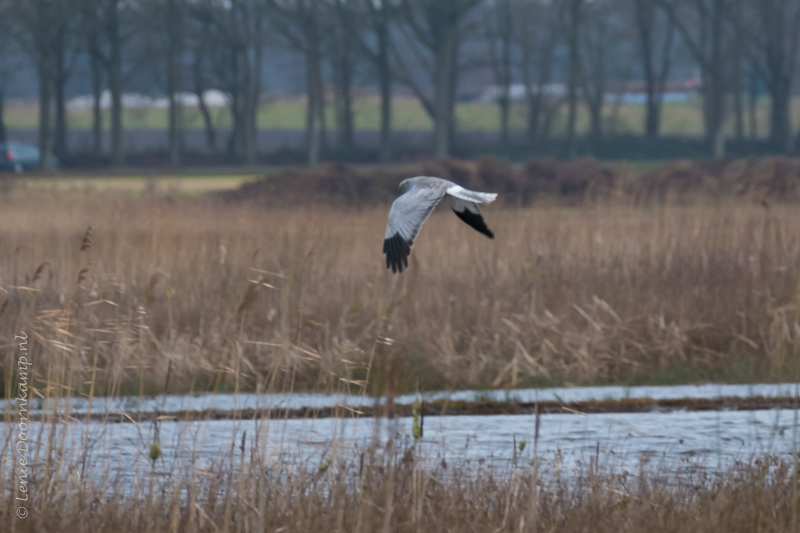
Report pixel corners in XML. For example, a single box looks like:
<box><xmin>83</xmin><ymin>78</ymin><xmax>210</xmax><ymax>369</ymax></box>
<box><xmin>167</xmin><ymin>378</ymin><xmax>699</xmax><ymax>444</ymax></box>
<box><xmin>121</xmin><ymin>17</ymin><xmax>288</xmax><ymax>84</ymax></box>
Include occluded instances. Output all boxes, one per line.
<box><xmin>0</xmin><ymin>0</ymin><xmax>799</xmax><ymax>167</ymax></box>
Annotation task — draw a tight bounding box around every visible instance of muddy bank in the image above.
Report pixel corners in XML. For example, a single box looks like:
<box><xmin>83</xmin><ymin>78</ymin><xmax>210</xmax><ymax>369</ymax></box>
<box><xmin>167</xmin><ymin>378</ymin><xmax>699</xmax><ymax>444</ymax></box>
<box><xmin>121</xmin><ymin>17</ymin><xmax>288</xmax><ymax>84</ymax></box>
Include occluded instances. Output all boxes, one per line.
<box><xmin>29</xmin><ymin>394</ymin><xmax>800</xmax><ymax>423</ymax></box>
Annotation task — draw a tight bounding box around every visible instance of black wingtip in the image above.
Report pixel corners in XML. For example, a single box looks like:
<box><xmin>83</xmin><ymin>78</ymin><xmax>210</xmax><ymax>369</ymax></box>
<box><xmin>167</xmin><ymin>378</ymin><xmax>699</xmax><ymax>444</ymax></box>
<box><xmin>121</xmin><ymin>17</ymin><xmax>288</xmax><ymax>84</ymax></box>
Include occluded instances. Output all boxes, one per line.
<box><xmin>383</xmin><ymin>232</ymin><xmax>412</xmax><ymax>274</ymax></box>
<box><xmin>452</xmin><ymin>208</ymin><xmax>494</xmax><ymax>239</ymax></box>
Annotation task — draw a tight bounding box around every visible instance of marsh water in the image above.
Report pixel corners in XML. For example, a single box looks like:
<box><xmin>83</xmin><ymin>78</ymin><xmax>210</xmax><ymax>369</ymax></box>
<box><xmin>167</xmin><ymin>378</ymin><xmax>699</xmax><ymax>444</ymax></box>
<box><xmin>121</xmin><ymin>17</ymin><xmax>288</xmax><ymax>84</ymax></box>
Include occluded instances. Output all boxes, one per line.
<box><xmin>3</xmin><ymin>383</ymin><xmax>800</xmax><ymax>486</ymax></box>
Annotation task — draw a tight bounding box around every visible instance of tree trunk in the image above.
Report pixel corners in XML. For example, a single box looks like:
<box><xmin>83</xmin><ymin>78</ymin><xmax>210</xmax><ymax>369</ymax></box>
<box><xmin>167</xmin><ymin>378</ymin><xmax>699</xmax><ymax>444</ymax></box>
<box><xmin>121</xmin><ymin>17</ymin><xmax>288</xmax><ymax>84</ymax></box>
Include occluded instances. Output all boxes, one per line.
<box><xmin>520</xmin><ymin>30</ymin><xmax>538</xmax><ymax>143</ymax></box>
<box><xmin>0</xmin><ymin>86</ymin><xmax>6</xmax><ymax>143</ymax></box>
<box><xmin>582</xmin><ymin>9</ymin><xmax>606</xmax><ymax>150</ymax></box>
<box><xmin>709</xmin><ymin>0</ymin><xmax>725</xmax><ymax>158</ymax></box>
<box><xmin>226</xmin><ymin>87</ymin><xmax>240</xmax><ymax>163</ymax></box>
<box><xmin>334</xmin><ymin>0</ymin><xmax>354</xmax><ymax>149</ymax></box>
<box><xmin>53</xmin><ymin>36</ymin><xmax>68</xmax><ymax>161</ymax></box>
<box><xmin>636</xmin><ymin>0</ymin><xmax>657</xmax><ymax>137</ymax></box>
<box><xmin>197</xmin><ymin>91</ymin><xmax>216</xmax><ymax>151</ymax></box>
<box><xmin>316</xmin><ymin>66</ymin><xmax>327</xmax><ymax>152</ymax></box>
<box><xmin>90</xmin><ymin>46</ymin><xmax>103</xmax><ymax>158</ymax></box>
<box><xmin>108</xmin><ymin>0</ymin><xmax>124</xmax><ymax>167</ymax></box>
<box><xmin>565</xmin><ymin>0</ymin><xmax>583</xmax><ymax>159</ymax></box>
<box><xmin>733</xmin><ymin>38</ymin><xmax>743</xmax><ymax>141</ymax></box>
<box><xmin>241</xmin><ymin>46</ymin><xmax>256</xmax><ymax>166</ymax></box>
<box><xmin>53</xmin><ymin>72</ymin><xmax>68</xmax><ymax>161</ymax></box>
<box><xmin>520</xmin><ymin>16</ymin><xmax>555</xmax><ymax>145</ymax></box>
<box><xmin>336</xmin><ymin>66</ymin><xmax>354</xmax><ymax>149</ymax></box>
<box><xmin>376</xmin><ymin>8</ymin><xmax>392</xmax><ymax>162</ymax></box>
<box><xmin>541</xmin><ymin>98</ymin><xmax>559</xmax><ymax>141</ymax></box>
<box><xmin>166</xmin><ymin>0</ymin><xmax>182</xmax><ymax>167</ymax></box>
<box><xmin>498</xmin><ymin>37</ymin><xmax>511</xmax><ymax>145</ymax></box>
<box><xmin>303</xmin><ymin>1</ymin><xmax>325</xmax><ymax>164</ymax></box>
<box><xmin>434</xmin><ymin>25</ymin><xmax>458</xmax><ymax>158</ymax></box>
<box><xmin>588</xmin><ymin>99</ymin><xmax>602</xmax><ymax>143</ymax></box>
<box><xmin>659</xmin><ymin>0</ymin><xmax>726</xmax><ymax>157</ymax></box>
<box><xmin>249</xmin><ymin>17</ymin><xmax>263</xmax><ymax>166</ymax></box>
<box><xmin>496</xmin><ymin>1</ymin><xmax>513</xmax><ymax>145</ymax></box>
<box><xmin>306</xmin><ymin>44</ymin><xmax>321</xmax><ymax>166</ymax></box>
<box><xmin>192</xmin><ymin>45</ymin><xmax>215</xmax><ymax>151</ymax></box>
<box><xmin>748</xmin><ymin>63</ymin><xmax>758</xmax><ymax>139</ymax></box>
<box><xmin>167</xmin><ymin>92</ymin><xmax>181</xmax><ymax>166</ymax></box>
<box><xmin>769</xmin><ymin>80</ymin><xmax>792</xmax><ymax>153</ymax></box>
<box><xmin>635</xmin><ymin>0</ymin><xmax>673</xmax><ymax>138</ymax></box>
<box><xmin>645</xmin><ymin>90</ymin><xmax>660</xmax><ymax>137</ymax></box>
<box><xmin>29</xmin><ymin>0</ymin><xmax>55</xmax><ymax>169</ymax></box>
<box><xmin>704</xmin><ymin>65</ymin><xmax>725</xmax><ymax>157</ymax></box>
<box><xmin>37</xmin><ymin>61</ymin><xmax>54</xmax><ymax>169</ymax></box>
<box><xmin>526</xmin><ymin>90</ymin><xmax>541</xmax><ymax>143</ymax></box>
<box><xmin>167</xmin><ymin>60</ymin><xmax>181</xmax><ymax>167</ymax></box>
<box><xmin>447</xmin><ymin>31</ymin><xmax>458</xmax><ymax>152</ymax></box>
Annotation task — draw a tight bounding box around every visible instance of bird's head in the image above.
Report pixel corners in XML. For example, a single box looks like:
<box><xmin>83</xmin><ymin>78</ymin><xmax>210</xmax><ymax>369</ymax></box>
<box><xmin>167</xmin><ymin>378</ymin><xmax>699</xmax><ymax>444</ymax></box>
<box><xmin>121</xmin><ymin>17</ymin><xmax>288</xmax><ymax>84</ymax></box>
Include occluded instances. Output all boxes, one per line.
<box><xmin>399</xmin><ymin>176</ymin><xmax>421</xmax><ymax>193</ymax></box>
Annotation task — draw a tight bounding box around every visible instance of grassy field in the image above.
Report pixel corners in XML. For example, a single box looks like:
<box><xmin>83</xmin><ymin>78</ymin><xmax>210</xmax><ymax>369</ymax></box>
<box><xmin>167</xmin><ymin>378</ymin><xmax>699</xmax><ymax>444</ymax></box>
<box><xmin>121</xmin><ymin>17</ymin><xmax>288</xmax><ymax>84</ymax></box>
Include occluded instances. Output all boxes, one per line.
<box><xmin>6</xmin><ymin>95</ymin><xmax>800</xmax><ymax>137</ymax></box>
<box><xmin>3</xmin><ymin>172</ymin><xmax>800</xmax><ymax>399</ymax></box>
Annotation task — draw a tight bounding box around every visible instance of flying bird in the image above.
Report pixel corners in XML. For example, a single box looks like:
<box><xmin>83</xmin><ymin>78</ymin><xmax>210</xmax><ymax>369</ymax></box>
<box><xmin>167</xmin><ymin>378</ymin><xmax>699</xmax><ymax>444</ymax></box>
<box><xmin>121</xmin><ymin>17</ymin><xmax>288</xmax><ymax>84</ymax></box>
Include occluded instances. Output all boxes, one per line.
<box><xmin>383</xmin><ymin>176</ymin><xmax>498</xmax><ymax>273</ymax></box>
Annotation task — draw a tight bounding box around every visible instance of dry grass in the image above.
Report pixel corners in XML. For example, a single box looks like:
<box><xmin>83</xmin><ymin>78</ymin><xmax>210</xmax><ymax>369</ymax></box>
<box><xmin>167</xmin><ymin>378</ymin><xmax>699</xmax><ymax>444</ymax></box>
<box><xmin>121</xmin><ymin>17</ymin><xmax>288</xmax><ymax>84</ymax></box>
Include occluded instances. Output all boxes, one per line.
<box><xmin>1</xmin><ymin>183</ymin><xmax>800</xmax><ymax>398</ymax></box>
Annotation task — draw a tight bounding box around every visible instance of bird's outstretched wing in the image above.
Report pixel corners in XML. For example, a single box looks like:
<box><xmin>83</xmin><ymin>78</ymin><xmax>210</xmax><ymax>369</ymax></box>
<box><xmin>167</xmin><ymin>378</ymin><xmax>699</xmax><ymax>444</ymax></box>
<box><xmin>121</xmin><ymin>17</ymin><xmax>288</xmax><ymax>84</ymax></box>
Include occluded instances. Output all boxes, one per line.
<box><xmin>446</xmin><ymin>185</ymin><xmax>497</xmax><ymax>239</ymax></box>
<box><xmin>383</xmin><ymin>183</ymin><xmax>447</xmax><ymax>273</ymax></box>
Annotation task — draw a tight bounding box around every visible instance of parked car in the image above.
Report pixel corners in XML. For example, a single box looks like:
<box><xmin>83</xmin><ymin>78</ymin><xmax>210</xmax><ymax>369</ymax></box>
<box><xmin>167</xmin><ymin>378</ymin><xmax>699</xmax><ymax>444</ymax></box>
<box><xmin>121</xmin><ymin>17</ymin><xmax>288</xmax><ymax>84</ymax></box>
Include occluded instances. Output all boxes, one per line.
<box><xmin>0</xmin><ymin>142</ymin><xmax>59</xmax><ymax>171</ymax></box>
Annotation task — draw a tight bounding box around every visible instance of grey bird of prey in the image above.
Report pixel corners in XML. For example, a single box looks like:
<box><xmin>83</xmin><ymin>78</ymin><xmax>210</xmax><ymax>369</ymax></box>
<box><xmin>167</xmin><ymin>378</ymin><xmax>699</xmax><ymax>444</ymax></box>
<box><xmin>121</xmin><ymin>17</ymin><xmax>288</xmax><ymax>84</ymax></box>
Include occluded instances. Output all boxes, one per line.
<box><xmin>383</xmin><ymin>176</ymin><xmax>498</xmax><ymax>273</ymax></box>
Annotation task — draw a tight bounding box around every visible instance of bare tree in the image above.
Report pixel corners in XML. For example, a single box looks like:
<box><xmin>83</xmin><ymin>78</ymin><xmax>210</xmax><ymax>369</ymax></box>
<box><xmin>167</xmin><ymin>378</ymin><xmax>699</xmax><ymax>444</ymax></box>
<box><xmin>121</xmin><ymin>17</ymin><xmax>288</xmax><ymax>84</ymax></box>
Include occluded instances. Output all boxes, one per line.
<box><xmin>105</xmin><ymin>0</ymin><xmax>125</xmax><ymax>166</ymax></box>
<box><xmin>731</xmin><ymin>23</ymin><xmax>743</xmax><ymax>141</ymax></box>
<box><xmin>269</xmin><ymin>0</ymin><xmax>326</xmax><ymax>165</ymax></box>
<box><xmin>187</xmin><ymin>6</ymin><xmax>218</xmax><ymax>152</ymax></box>
<box><xmin>734</xmin><ymin>0</ymin><xmax>800</xmax><ymax>153</ymax></box>
<box><xmin>50</xmin><ymin>0</ymin><xmax>81</xmax><ymax>162</ymax></box>
<box><xmin>631</xmin><ymin>0</ymin><xmax>675</xmax><ymax>137</ymax></box>
<box><xmin>79</xmin><ymin>0</ymin><xmax>106</xmax><ymax>159</ymax></box>
<box><xmin>10</xmin><ymin>0</ymin><xmax>63</xmax><ymax>168</ymax></box>
<box><xmin>77</xmin><ymin>0</ymin><xmax>133</xmax><ymax>166</ymax></box>
<box><xmin>563</xmin><ymin>0</ymin><xmax>584</xmax><ymax>158</ymax></box>
<box><xmin>142</xmin><ymin>0</ymin><xmax>187</xmax><ymax>166</ymax></box>
<box><xmin>656</xmin><ymin>0</ymin><xmax>731</xmax><ymax>157</ymax></box>
<box><xmin>0</xmin><ymin>0</ymin><xmax>16</xmax><ymax>144</ymax></box>
<box><xmin>328</xmin><ymin>0</ymin><xmax>357</xmax><ymax>149</ymax></box>
<box><xmin>393</xmin><ymin>0</ymin><xmax>482</xmax><ymax>158</ymax></box>
<box><xmin>199</xmin><ymin>0</ymin><xmax>266</xmax><ymax>165</ymax></box>
<box><xmin>580</xmin><ymin>0</ymin><xmax>610</xmax><ymax>147</ymax></box>
<box><xmin>484</xmin><ymin>0</ymin><xmax>514</xmax><ymax>144</ymax></box>
<box><xmin>747</xmin><ymin>59</ymin><xmax>759</xmax><ymax>139</ymax></box>
<box><xmin>516</xmin><ymin>0</ymin><xmax>560</xmax><ymax>145</ymax></box>
<box><xmin>358</xmin><ymin>0</ymin><xmax>399</xmax><ymax>161</ymax></box>
<box><xmin>165</xmin><ymin>0</ymin><xmax>186</xmax><ymax>166</ymax></box>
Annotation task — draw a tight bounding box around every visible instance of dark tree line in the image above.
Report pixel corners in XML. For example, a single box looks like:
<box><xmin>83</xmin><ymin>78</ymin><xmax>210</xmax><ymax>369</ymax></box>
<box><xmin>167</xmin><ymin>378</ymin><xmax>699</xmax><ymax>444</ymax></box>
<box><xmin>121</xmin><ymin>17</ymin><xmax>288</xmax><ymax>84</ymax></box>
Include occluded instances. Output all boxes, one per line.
<box><xmin>0</xmin><ymin>0</ymin><xmax>799</xmax><ymax>167</ymax></box>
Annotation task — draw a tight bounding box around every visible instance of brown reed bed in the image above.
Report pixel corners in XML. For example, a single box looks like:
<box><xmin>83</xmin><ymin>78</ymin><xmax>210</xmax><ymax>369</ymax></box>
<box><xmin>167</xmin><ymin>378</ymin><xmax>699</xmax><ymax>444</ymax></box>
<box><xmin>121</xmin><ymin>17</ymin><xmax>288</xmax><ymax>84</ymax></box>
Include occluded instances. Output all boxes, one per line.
<box><xmin>2</xmin><ymin>184</ymin><xmax>800</xmax><ymax>399</ymax></box>
<box><xmin>3</xmin><ymin>181</ymin><xmax>800</xmax><ymax>532</ymax></box>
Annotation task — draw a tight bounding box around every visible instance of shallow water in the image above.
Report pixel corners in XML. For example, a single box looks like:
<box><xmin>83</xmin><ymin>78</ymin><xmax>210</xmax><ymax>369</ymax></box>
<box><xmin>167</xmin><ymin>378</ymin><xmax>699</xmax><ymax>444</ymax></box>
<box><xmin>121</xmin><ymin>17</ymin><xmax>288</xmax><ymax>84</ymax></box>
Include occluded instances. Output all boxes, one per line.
<box><xmin>4</xmin><ymin>407</ymin><xmax>799</xmax><ymax>486</ymax></box>
<box><xmin>4</xmin><ymin>383</ymin><xmax>800</xmax><ymax>491</ymax></box>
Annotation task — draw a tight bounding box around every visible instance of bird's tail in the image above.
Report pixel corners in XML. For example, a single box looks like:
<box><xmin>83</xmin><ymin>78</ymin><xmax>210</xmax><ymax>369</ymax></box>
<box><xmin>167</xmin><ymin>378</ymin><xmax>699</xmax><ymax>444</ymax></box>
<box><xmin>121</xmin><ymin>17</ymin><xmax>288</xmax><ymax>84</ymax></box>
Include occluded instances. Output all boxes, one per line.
<box><xmin>446</xmin><ymin>185</ymin><xmax>498</xmax><ymax>204</ymax></box>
